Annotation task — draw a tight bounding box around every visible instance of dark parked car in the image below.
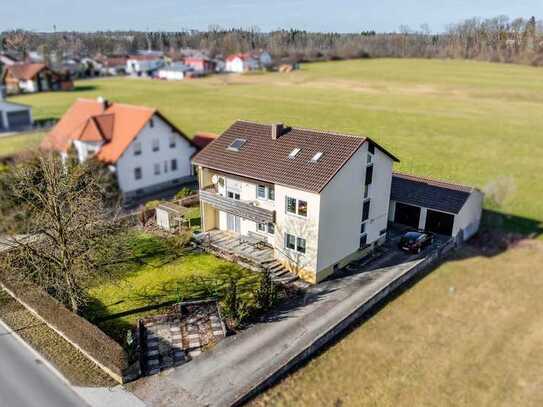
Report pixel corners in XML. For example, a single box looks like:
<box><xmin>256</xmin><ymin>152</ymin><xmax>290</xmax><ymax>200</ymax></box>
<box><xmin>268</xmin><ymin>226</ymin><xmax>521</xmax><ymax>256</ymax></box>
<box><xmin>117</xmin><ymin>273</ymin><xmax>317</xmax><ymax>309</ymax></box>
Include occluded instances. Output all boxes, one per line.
<box><xmin>398</xmin><ymin>231</ymin><xmax>434</xmax><ymax>254</ymax></box>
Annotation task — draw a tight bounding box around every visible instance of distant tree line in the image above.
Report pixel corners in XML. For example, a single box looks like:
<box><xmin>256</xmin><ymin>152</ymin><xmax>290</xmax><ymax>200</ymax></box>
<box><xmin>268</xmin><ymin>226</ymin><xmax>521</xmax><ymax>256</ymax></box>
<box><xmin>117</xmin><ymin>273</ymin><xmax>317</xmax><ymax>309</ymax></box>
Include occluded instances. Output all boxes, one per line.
<box><xmin>2</xmin><ymin>15</ymin><xmax>543</xmax><ymax>66</ymax></box>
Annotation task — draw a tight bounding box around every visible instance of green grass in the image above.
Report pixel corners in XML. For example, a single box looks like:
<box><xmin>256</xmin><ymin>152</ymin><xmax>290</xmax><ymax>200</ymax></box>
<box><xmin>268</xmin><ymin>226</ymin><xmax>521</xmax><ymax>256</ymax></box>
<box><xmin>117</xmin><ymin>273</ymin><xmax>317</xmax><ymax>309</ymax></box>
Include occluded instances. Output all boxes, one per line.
<box><xmin>252</xmin><ymin>241</ymin><xmax>543</xmax><ymax>407</ymax></box>
<box><xmin>0</xmin><ymin>131</ymin><xmax>44</xmax><ymax>156</ymax></box>
<box><xmin>7</xmin><ymin>59</ymin><xmax>543</xmax><ymax>234</ymax></box>
<box><xmin>85</xmin><ymin>232</ymin><xmax>258</xmax><ymax>342</ymax></box>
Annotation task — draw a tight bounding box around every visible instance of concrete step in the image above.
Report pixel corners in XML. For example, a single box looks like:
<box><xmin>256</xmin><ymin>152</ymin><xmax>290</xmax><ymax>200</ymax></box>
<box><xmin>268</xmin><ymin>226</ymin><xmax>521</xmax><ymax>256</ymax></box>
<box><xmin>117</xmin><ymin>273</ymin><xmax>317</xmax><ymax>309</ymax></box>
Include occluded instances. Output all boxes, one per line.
<box><xmin>273</xmin><ymin>275</ymin><xmax>298</xmax><ymax>284</ymax></box>
<box><xmin>271</xmin><ymin>268</ymin><xmax>289</xmax><ymax>278</ymax></box>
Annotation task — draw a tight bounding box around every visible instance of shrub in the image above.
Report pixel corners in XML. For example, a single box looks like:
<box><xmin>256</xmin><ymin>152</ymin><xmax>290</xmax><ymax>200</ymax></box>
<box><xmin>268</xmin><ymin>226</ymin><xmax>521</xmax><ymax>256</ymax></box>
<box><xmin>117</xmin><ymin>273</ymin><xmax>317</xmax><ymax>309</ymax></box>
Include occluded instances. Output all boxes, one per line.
<box><xmin>483</xmin><ymin>176</ymin><xmax>517</xmax><ymax>209</ymax></box>
<box><xmin>255</xmin><ymin>271</ymin><xmax>278</xmax><ymax>312</ymax></box>
<box><xmin>175</xmin><ymin>187</ymin><xmax>193</xmax><ymax>200</ymax></box>
<box><xmin>144</xmin><ymin>200</ymin><xmax>161</xmax><ymax>210</ymax></box>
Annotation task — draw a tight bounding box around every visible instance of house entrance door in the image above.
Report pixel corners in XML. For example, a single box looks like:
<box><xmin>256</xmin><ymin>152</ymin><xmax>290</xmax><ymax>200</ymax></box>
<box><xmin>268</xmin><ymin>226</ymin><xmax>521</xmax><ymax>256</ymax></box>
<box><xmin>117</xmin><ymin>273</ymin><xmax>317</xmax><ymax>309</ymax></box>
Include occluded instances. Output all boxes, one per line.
<box><xmin>227</xmin><ymin>214</ymin><xmax>241</xmax><ymax>233</ymax></box>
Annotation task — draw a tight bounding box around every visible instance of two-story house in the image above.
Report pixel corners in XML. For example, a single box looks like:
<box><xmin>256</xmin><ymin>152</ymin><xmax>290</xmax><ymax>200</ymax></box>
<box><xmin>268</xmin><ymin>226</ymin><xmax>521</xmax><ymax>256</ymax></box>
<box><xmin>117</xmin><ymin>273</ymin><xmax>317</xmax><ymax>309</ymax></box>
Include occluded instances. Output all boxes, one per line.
<box><xmin>41</xmin><ymin>98</ymin><xmax>198</xmax><ymax>202</ymax></box>
<box><xmin>192</xmin><ymin>120</ymin><xmax>399</xmax><ymax>283</ymax></box>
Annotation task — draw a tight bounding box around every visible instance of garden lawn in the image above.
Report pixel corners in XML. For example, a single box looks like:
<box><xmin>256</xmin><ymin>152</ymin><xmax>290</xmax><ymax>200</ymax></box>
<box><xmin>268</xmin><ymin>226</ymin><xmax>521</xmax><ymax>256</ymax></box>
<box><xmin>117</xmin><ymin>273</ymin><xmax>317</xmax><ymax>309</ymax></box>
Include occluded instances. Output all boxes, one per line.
<box><xmin>0</xmin><ymin>132</ymin><xmax>44</xmax><ymax>156</ymax></box>
<box><xmin>85</xmin><ymin>232</ymin><xmax>258</xmax><ymax>342</ymax></box>
<box><xmin>7</xmin><ymin>59</ymin><xmax>543</xmax><ymax>235</ymax></box>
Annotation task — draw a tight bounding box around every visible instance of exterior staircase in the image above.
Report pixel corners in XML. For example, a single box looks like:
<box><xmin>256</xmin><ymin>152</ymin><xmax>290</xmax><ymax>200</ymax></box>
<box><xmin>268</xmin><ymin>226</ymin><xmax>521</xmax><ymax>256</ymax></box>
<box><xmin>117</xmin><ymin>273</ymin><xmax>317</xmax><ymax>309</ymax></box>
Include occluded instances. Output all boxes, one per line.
<box><xmin>262</xmin><ymin>259</ymin><xmax>310</xmax><ymax>289</ymax></box>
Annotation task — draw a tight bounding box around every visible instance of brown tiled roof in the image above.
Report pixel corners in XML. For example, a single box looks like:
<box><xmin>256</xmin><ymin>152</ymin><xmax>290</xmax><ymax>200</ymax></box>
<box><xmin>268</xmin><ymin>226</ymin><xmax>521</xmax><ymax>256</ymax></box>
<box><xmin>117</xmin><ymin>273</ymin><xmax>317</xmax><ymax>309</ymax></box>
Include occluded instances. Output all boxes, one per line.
<box><xmin>193</xmin><ymin>120</ymin><xmax>398</xmax><ymax>193</ymax></box>
<box><xmin>4</xmin><ymin>63</ymin><xmax>47</xmax><ymax>80</ymax></box>
<box><xmin>391</xmin><ymin>172</ymin><xmax>477</xmax><ymax>214</ymax></box>
<box><xmin>42</xmin><ymin>99</ymin><xmax>195</xmax><ymax>164</ymax></box>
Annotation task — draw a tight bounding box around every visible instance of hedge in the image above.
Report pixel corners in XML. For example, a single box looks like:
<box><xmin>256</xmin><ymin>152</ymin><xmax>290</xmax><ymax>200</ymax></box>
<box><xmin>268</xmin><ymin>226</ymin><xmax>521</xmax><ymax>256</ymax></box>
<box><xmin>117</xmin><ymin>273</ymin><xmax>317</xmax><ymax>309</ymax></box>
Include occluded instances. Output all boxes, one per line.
<box><xmin>0</xmin><ymin>274</ymin><xmax>139</xmax><ymax>383</ymax></box>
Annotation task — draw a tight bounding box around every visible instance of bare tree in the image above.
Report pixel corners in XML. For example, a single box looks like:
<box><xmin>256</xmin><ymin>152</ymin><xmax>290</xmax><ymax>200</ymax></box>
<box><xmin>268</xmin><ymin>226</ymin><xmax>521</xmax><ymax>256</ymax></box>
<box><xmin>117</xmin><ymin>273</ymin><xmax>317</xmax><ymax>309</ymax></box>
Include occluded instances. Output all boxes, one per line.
<box><xmin>0</xmin><ymin>154</ymin><xmax>126</xmax><ymax>313</ymax></box>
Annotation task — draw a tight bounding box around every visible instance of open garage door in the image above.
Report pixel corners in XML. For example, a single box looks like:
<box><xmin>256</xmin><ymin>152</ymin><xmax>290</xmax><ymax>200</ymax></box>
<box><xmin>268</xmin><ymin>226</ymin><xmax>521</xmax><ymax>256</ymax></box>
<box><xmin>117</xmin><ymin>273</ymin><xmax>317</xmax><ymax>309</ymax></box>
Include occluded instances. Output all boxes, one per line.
<box><xmin>425</xmin><ymin>209</ymin><xmax>454</xmax><ymax>236</ymax></box>
<box><xmin>394</xmin><ymin>202</ymin><xmax>421</xmax><ymax>229</ymax></box>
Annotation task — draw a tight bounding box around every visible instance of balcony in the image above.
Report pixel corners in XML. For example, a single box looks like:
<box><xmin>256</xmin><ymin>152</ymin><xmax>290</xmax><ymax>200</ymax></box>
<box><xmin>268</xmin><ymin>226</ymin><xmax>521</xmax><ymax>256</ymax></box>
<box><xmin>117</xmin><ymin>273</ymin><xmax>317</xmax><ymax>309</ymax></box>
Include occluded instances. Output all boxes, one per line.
<box><xmin>199</xmin><ymin>186</ymin><xmax>275</xmax><ymax>224</ymax></box>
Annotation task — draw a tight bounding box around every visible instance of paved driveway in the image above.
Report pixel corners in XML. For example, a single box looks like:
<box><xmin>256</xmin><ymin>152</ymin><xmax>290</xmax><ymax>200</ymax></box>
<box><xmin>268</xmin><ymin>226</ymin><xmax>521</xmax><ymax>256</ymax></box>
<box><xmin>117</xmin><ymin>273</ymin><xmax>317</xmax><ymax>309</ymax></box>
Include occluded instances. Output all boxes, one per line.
<box><xmin>130</xmin><ymin>238</ymin><xmax>445</xmax><ymax>406</ymax></box>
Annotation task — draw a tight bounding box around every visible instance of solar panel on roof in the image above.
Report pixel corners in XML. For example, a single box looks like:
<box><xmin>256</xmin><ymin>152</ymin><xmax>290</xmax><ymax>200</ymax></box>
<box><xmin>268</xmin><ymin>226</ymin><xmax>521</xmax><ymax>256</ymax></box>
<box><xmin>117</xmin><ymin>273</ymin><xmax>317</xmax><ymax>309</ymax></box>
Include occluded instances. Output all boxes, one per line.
<box><xmin>227</xmin><ymin>138</ymin><xmax>246</xmax><ymax>151</ymax></box>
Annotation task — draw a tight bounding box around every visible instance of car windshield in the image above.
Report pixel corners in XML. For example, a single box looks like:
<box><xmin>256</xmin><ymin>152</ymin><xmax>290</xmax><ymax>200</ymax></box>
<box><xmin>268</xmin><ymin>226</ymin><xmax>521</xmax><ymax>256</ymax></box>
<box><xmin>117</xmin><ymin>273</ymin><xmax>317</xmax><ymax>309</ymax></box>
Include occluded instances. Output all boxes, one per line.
<box><xmin>402</xmin><ymin>232</ymin><xmax>422</xmax><ymax>242</ymax></box>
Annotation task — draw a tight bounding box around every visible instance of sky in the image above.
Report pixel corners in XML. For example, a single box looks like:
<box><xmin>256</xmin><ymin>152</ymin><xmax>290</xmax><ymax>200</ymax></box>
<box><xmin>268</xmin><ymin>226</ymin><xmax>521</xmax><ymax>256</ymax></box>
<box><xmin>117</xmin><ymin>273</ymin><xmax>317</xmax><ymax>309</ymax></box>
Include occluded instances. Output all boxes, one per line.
<box><xmin>2</xmin><ymin>0</ymin><xmax>543</xmax><ymax>33</ymax></box>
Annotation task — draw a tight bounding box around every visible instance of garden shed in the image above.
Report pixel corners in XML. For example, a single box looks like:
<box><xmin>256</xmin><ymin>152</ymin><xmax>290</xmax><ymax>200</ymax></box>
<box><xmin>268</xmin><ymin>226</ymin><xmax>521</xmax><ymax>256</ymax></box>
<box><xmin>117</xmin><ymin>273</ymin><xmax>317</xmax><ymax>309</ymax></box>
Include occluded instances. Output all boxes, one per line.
<box><xmin>156</xmin><ymin>202</ymin><xmax>190</xmax><ymax>231</ymax></box>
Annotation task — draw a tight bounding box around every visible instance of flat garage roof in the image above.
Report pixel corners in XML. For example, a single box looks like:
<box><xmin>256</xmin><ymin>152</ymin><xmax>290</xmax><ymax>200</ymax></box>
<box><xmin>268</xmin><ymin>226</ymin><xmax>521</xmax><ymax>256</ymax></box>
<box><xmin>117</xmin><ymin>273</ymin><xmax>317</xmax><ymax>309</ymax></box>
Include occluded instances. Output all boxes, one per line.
<box><xmin>391</xmin><ymin>172</ymin><xmax>476</xmax><ymax>214</ymax></box>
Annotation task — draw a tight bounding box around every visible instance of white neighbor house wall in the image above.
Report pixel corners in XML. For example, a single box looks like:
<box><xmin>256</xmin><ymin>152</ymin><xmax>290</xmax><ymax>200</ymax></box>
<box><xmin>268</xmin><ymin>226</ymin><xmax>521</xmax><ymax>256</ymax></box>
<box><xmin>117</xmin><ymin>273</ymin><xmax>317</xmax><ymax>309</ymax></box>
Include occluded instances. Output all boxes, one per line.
<box><xmin>115</xmin><ymin>115</ymin><xmax>196</xmax><ymax>195</ymax></box>
<box><xmin>225</xmin><ymin>57</ymin><xmax>259</xmax><ymax>73</ymax></box>
<box><xmin>317</xmin><ymin>144</ymin><xmax>393</xmax><ymax>275</ymax></box>
<box><xmin>73</xmin><ymin>140</ymin><xmax>104</xmax><ymax>162</ymax></box>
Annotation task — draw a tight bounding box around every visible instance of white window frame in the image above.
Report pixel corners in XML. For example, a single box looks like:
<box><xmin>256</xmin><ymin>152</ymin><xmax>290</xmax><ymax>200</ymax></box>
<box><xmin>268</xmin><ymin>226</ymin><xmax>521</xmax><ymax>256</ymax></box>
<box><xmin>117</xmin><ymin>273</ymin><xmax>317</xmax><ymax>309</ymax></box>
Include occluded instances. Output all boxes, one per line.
<box><xmin>257</xmin><ymin>184</ymin><xmax>275</xmax><ymax>201</ymax></box>
<box><xmin>285</xmin><ymin>196</ymin><xmax>307</xmax><ymax>217</ymax></box>
<box><xmin>154</xmin><ymin>163</ymin><xmax>161</xmax><ymax>175</ymax></box>
<box><xmin>134</xmin><ymin>167</ymin><xmax>142</xmax><ymax>180</ymax></box>
<box><xmin>152</xmin><ymin>138</ymin><xmax>160</xmax><ymax>152</ymax></box>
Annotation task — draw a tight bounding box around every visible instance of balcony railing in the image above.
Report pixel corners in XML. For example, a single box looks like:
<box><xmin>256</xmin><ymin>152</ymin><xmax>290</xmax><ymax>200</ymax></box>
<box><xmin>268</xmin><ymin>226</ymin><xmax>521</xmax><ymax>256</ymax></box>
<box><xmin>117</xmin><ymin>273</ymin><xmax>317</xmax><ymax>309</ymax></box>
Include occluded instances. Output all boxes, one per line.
<box><xmin>200</xmin><ymin>185</ymin><xmax>275</xmax><ymax>224</ymax></box>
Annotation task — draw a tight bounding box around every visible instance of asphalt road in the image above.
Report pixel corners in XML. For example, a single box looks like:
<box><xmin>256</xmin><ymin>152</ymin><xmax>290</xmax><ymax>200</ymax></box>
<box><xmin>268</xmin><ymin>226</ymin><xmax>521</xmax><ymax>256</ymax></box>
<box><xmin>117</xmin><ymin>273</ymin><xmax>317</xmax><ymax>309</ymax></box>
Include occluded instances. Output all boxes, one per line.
<box><xmin>0</xmin><ymin>323</ymin><xmax>87</xmax><ymax>407</ymax></box>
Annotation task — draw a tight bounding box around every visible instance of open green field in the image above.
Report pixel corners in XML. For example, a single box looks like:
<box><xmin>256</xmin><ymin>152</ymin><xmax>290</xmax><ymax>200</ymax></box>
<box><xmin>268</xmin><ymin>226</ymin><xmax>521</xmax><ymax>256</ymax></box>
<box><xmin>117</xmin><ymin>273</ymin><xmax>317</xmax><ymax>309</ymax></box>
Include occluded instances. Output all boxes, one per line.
<box><xmin>7</xmin><ymin>59</ymin><xmax>542</xmax><ymax>235</ymax></box>
<box><xmin>253</xmin><ymin>240</ymin><xmax>543</xmax><ymax>407</ymax></box>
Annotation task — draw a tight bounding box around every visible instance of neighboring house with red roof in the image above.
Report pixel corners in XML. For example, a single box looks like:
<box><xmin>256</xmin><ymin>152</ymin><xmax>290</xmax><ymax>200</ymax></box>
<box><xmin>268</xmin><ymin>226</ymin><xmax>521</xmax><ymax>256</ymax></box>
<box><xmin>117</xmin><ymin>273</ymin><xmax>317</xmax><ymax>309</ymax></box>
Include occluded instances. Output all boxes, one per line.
<box><xmin>1</xmin><ymin>63</ymin><xmax>73</xmax><ymax>94</ymax></box>
<box><xmin>42</xmin><ymin>98</ymin><xmax>198</xmax><ymax>202</ymax></box>
<box><xmin>192</xmin><ymin>132</ymin><xmax>218</xmax><ymax>149</ymax></box>
<box><xmin>184</xmin><ymin>57</ymin><xmax>216</xmax><ymax>74</ymax></box>
<box><xmin>225</xmin><ymin>53</ymin><xmax>260</xmax><ymax>73</ymax></box>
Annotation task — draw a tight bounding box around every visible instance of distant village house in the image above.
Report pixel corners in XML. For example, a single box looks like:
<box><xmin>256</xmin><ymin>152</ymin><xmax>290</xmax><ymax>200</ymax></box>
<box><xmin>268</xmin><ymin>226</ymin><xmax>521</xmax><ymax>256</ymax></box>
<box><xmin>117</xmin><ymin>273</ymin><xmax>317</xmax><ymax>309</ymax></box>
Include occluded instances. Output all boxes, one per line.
<box><xmin>1</xmin><ymin>63</ymin><xmax>73</xmax><ymax>94</ymax></box>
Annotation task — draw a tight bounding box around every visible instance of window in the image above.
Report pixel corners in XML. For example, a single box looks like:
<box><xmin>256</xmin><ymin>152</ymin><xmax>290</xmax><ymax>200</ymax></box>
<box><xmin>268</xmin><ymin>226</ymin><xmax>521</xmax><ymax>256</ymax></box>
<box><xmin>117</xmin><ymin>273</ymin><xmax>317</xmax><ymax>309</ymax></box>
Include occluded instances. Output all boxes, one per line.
<box><xmin>362</xmin><ymin>200</ymin><xmax>371</xmax><ymax>222</ymax></box>
<box><xmin>152</xmin><ymin>138</ymin><xmax>160</xmax><ymax>152</ymax></box>
<box><xmin>169</xmin><ymin>135</ymin><xmax>176</xmax><ymax>148</ymax></box>
<box><xmin>286</xmin><ymin>233</ymin><xmax>296</xmax><ymax>250</ymax></box>
<box><xmin>379</xmin><ymin>229</ymin><xmax>387</xmax><ymax>236</ymax></box>
<box><xmin>359</xmin><ymin>234</ymin><xmax>368</xmax><ymax>248</ymax></box>
<box><xmin>171</xmin><ymin>159</ymin><xmax>178</xmax><ymax>171</ymax></box>
<box><xmin>227</xmin><ymin>191</ymin><xmax>240</xmax><ymax>200</ymax></box>
<box><xmin>134</xmin><ymin>141</ymin><xmax>142</xmax><ymax>156</ymax></box>
<box><xmin>227</xmin><ymin>138</ymin><xmax>246</xmax><ymax>152</ymax></box>
<box><xmin>257</xmin><ymin>223</ymin><xmax>267</xmax><ymax>232</ymax></box>
<box><xmin>286</xmin><ymin>233</ymin><xmax>306</xmax><ymax>254</ymax></box>
<box><xmin>365</xmin><ymin>165</ymin><xmax>373</xmax><ymax>186</ymax></box>
<box><xmin>364</xmin><ymin>186</ymin><xmax>369</xmax><ymax>199</ymax></box>
<box><xmin>311</xmin><ymin>152</ymin><xmax>323</xmax><ymax>162</ymax></box>
<box><xmin>286</xmin><ymin>197</ymin><xmax>297</xmax><ymax>214</ymax></box>
<box><xmin>368</xmin><ymin>142</ymin><xmax>375</xmax><ymax>154</ymax></box>
<box><xmin>257</xmin><ymin>185</ymin><xmax>275</xmax><ymax>201</ymax></box>
<box><xmin>267</xmin><ymin>223</ymin><xmax>275</xmax><ymax>234</ymax></box>
<box><xmin>268</xmin><ymin>187</ymin><xmax>275</xmax><ymax>201</ymax></box>
<box><xmin>296</xmin><ymin>237</ymin><xmax>306</xmax><ymax>254</ymax></box>
<box><xmin>134</xmin><ymin>167</ymin><xmax>142</xmax><ymax>180</ymax></box>
<box><xmin>154</xmin><ymin>163</ymin><xmax>161</xmax><ymax>175</ymax></box>
<box><xmin>360</xmin><ymin>222</ymin><xmax>366</xmax><ymax>234</ymax></box>
<box><xmin>164</xmin><ymin>161</ymin><xmax>168</xmax><ymax>173</ymax></box>
<box><xmin>288</xmin><ymin>148</ymin><xmax>301</xmax><ymax>159</ymax></box>
<box><xmin>286</xmin><ymin>197</ymin><xmax>308</xmax><ymax>217</ymax></box>
<box><xmin>150</xmin><ymin>118</ymin><xmax>154</xmax><ymax>128</ymax></box>
<box><xmin>367</xmin><ymin>153</ymin><xmax>373</xmax><ymax>164</ymax></box>
<box><xmin>257</xmin><ymin>185</ymin><xmax>266</xmax><ymax>199</ymax></box>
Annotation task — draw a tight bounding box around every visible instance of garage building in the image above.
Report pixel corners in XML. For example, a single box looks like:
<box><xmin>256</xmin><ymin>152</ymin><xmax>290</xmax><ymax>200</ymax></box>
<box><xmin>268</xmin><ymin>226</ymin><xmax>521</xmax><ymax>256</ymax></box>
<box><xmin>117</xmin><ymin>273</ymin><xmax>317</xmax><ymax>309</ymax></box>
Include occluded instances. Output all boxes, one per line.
<box><xmin>388</xmin><ymin>172</ymin><xmax>483</xmax><ymax>241</ymax></box>
<box><xmin>0</xmin><ymin>88</ymin><xmax>32</xmax><ymax>132</ymax></box>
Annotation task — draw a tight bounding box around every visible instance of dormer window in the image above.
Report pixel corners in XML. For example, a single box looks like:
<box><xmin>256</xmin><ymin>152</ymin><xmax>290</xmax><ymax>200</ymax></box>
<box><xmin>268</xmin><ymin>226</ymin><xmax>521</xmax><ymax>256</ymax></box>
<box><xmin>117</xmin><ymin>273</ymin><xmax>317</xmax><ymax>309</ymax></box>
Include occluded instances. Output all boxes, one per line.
<box><xmin>289</xmin><ymin>148</ymin><xmax>301</xmax><ymax>159</ymax></box>
<box><xmin>227</xmin><ymin>138</ymin><xmax>246</xmax><ymax>152</ymax></box>
<box><xmin>311</xmin><ymin>152</ymin><xmax>323</xmax><ymax>162</ymax></box>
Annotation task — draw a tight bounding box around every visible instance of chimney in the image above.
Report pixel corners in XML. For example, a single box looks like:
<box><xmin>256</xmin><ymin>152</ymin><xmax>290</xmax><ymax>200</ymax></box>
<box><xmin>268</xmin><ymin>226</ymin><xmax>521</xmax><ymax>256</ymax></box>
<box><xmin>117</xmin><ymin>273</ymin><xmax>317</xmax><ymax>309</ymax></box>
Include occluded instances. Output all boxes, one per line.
<box><xmin>96</xmin><ymin>96</ymin><xmax>110</xmax><ymax>110</ymax></box>
<box><xmin>271</xmin><ymin>123</ymin><xmax>284</xmax><ymax>140</ymax></box>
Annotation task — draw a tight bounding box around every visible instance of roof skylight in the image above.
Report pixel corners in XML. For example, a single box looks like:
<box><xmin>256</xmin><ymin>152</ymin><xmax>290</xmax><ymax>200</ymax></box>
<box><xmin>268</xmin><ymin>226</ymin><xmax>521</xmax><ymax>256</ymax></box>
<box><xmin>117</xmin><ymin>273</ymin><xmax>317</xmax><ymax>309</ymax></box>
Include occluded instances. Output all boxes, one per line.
<box><xmin>227</xmin><ymin>138</ymin><xmax>247</xmax><ymax>152</ymax></box>
<box><xmin>311</xmin><ymin>152</ymin><xmax>323</xmax><ymax>162</ymax></box>
<box><xmin>289</xmin><ymin>148</ymin><xmax>301</xmax><ymax>159</ymax></box>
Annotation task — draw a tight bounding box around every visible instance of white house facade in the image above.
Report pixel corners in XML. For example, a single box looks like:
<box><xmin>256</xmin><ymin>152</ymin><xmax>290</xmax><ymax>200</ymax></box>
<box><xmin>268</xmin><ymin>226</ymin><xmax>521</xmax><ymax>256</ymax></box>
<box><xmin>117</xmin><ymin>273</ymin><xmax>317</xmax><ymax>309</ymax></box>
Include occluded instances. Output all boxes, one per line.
<box><xmin>225</xmin><ymin>54</ymin><xmax>260</xmax><ymax>73</ymax></box>
<box><xmin>193</xmin><ymin>120</ymin><xmax>398</xmax><ymax>283</ymax></box>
